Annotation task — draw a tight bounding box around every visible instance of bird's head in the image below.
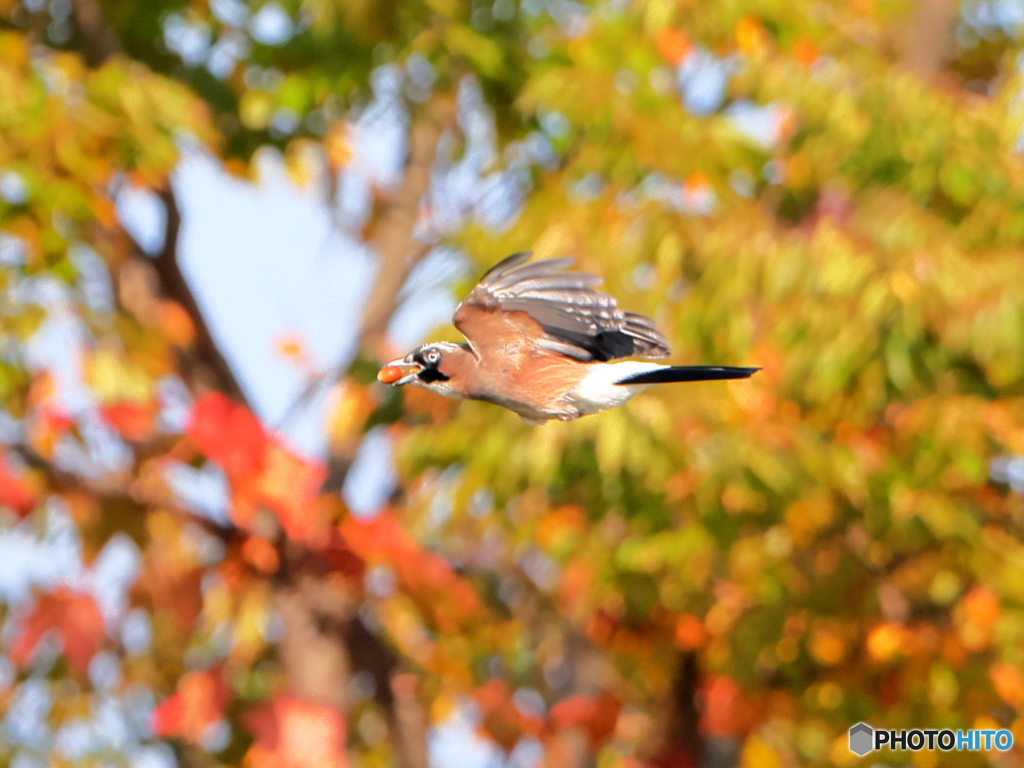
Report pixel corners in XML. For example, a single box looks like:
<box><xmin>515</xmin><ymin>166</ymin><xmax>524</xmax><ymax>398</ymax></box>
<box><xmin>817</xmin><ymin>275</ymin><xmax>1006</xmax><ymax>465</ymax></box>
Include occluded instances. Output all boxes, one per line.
<box><xmin>377</xmin><ymin>342</ymin><xmax>470</xmax><ymax>396</ymax></box>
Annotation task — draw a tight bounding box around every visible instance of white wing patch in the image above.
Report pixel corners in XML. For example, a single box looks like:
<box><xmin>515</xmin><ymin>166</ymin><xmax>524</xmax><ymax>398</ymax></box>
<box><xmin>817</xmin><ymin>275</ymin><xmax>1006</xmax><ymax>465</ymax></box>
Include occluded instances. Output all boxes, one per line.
<box><xmin>568</xmin><ymin>362</ymin><xmax>665</xmax><ymax>415</ymax></box>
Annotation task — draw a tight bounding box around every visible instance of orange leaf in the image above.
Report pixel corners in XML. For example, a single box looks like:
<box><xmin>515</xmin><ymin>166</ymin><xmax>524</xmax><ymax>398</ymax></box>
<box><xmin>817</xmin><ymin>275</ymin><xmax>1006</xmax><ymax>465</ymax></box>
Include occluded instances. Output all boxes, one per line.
<box><xmin>791</xmin><ymin>34</ymin><xmax>821</xmax><ymax>68</ymax></box>
<box><xmin>656</xmin><ymin>28</ymin><xmax>691</xmax><ymax>66</ymax></box>
<box><xmin>536</xmin><ymin>505</ymin><xmax>585</xmax><ymax>550</ymax></box>
<box><xmin>324</xmin><ymin>122</ymin><xmax>353</xmax><ymax>171</ymax></box>
<box><xmin>550</xmin><ymin>694</ymin><xmax>595</xmax><ymax>729</ymax></box>
<box><xmin>157</xmin><ymin>300</ymin><xmax>196</xmax><ymax>349</ymax></box>
<box><xmin>10</xmin><ymin>589</ymin><xmax>105</xmax><ymax>673</ymax></box>
<box><xmin>152</xmin><ymin>669</ymin><xmax>231</xmax><ymax>744</ymax></box>
<box><xmin>275</xmin><ymin>334</ymin><xmax>309</xmax><ymax>366</ymax></box>
<box><xmin>673</xmin><ymin>613</ymin><xmax>706</xmax><ymax>650</ymax></box>
<box><xmin>735</xmin><ymin>16</ymin><xmax>770</xmax><ymax>58</ymax></box>
<box><xmin>559</xmin><ymin>559</ymin><xmax>593</xmax><ymax>608</ymax></box>
<box><xmin>246</xmin><ymin>438</ymin><xmax>326</xmax><ymax>542</ymax></box>
<box><xmin>991</xmin><ymin>662</ymin><xmax>1024</xmax><ymax>708</ymax></box>
<box><xmin>187</xmin><ymin>393</ymin><xmax>267</xmax><ymax>479</ymax></box>
<box><xmin>28</xmin><ymin>372</ymin><xmax>58</xmax><ymax>406</ymax></box>
<box><xmin>99</xmin><ymin>401</ymin><xmax>156</xmax><ymax>442</ymax></box>
<box><xmin>242</xmin><ymin>535</ymin><xmax>281</xmax><ymax>574</ymax></box>
<box><xmin>245</xmin><ymin>696</ymin><xmax>347</xmax><ymax>768</ymax></box>
<box><xmin>340</xmin><ymin>513</ymin><xmax>419</xmax><ymax>563</ymax></box>
<box><xmin>962</xmin><ymin>587</ymin><xmax>1000</xmax><ymax>628</ymax></box>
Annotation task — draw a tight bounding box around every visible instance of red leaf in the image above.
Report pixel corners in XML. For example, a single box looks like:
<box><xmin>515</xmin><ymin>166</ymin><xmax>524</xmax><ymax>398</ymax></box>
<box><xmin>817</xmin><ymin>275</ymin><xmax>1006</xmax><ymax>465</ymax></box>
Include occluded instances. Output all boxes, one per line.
<box><xmin>187</xmin><ymin>393</ymin><xmax>266</xmax><ymax>479</ymax></box>
<box><xmin>231</xmin><ymin>436</ymin><xmax>326</xmax><ymax>541</ymax></box>
<box><xmin>0</xmin><ymin>453</ymin><xmax>39</xmax><ymax>517</ymax></box>
<box><xmin>152</xmin><ymin>669</ymin><xmax>231</xmax><ymax>744</ymax></box>
<box><xmin>474</xmin><ymin>680</ymin><xmax>527</xmax><ymax>751</ymax></box>
<box><xmin>550</xmin><ymin>691</ymin><xmax>621</xmax><ymax>748</ymax></box>
<box><xmin>646</xmin><ymin>747</ymin><xmax>698</xmax><ymax>768</ymax></box>
<box><xmin>10</xmin><ymin>589</ymin><xmax>105</xmax><ymax>673</ymax></box>
<box><xmin>27</xmin><ymin>406</ymin><xmax>75</xmax><ymax>459</ymax></box>
<box><xmin>244</xmin><ymin>696</ymin><xmax>346</xmax><ymax>768</ymax></box>
<box><xmin>99</xmin><ymin>401</ymin><xmax>156</xmax><ymax>442</ymax></box>
<box><xmin>701</xmin><ymin>676</ymin><xmax>739</xmax><ymax>736</ymax></box>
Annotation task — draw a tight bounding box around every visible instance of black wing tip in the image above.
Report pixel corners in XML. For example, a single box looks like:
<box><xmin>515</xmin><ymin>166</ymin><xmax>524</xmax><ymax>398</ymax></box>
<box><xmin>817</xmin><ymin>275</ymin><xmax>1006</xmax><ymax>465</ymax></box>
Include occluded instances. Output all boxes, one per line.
<box><xmin>481</xmin><ymin>251</ymin><xmax>587</xmax><ymax>283</ymax></box>
<box><xmin>480</xmin><ymin>251</ymin><xmax>533</xmax><ymax>282</ymax></box>
<box><xmin>617</xmin><ymin>366</ymin><xmax>761</xmax><ymax>385</ymax></box>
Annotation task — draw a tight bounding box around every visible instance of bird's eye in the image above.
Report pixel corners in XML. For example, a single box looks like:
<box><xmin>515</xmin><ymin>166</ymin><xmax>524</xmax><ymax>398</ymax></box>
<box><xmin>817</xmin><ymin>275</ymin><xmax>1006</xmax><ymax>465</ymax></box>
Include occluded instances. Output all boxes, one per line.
<box><xmin>425</xmin><ymin>349</ymin><xmax>440</xmax><ymax>364</ymax></box>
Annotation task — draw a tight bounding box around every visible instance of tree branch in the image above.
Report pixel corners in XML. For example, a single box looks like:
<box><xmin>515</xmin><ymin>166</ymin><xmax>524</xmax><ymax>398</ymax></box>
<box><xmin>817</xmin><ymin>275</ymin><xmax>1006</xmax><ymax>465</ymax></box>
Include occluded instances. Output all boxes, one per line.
<box><xmin>68</xmin><ymin>0</ymin><xmax>119</xmax><ymax>67</ymax></box>
<box><xmin>644</xmin><ymin>652</ymin><xmax>733</xmax><ymax>768</ymax></box>
<box><xmin>276</xmin><ymin>100</ymin><xmax>453</xmax><ymax>767</ymax></box>
<box><xmin>9</xmin><ymin>440</ymin><xmax>237</xmax><ymax>542</ymax></box>
<box><xmin>152</xmin><ymin>187</ymin><xmax>249</xmax><ymax>404</ymax></box>
<box><xmin>357</xmin><ymin>102</ymin><xmax>453</xmax><ymax>360</ymax></box>
<box><xmin>899</xmin><ymin>0</ymin><xmax>958</xmax><ymax>79</ymax></box>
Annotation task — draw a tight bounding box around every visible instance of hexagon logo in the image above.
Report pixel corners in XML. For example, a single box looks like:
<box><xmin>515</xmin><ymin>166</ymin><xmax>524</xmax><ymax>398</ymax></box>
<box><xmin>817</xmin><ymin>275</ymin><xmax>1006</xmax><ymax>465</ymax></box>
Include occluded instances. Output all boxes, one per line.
<box><xmin>849</xmin><ymin>722</ymin><xmax>874</xmax><ymax>756</ymax></box>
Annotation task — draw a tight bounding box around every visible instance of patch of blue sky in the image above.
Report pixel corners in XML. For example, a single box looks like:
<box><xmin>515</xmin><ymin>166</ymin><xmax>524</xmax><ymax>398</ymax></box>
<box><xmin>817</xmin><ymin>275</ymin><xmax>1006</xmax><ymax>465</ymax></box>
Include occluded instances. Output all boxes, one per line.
<box><xmin>0</xmin><ymin>232</ymin><xmax>27</xmax><ymax>266</ymax></box>
<box><xmin>676</xmin><ymin>48</ymin><xmax>737</xmax><ymax>116</ymax></box>
<box><xmin>0</xmin><ymin>169</ymin><xmax>29</xmax><ymax>204</ymax></box>
<box><xmin>84</xmin><ymin>534</ymin><xmax>142</xmax><ymax>626</ymax></box>
<box><xmin>388</xmin><ymin>247</ymin><xmax>468</xmax><ymax>350</ymax></box>
<box><xmin>116</xmin><ymin>183</ymin><xmax>166</xmax><ymax>255</ymax></box>
<box><xmin>4</xmin><ymin>678</ymin><xmax>51</xmax><ymax>747</ymax></box>
<box><xmin>249</xmin><ymin>2</ymin><xmax>293</xmax><ymax>46</ymax></box>
<box><xmin>206</xmin><ymin>30</ymin><xmax>250</xmax><ymax>79</ymax></box>
<box><xmin>428</xmin><ymin>704</ymin><xmax>507</xmax><ymax>768</ymax></box>
<box><xmin>0</xmin><ymin>522</ymin><xmax>80</xmax><ymax>605</ymax></box>
<box><xmin>343</xmin><ymin>425</ymin><xmax>397</xmax><ymax>518</ymax></box>
<box><xmin>163</xmin><ymin>14</ymin><xmax>211</xmax><ymax>67</ymax></box>
<box><xmin>962</xmin><ymin>0</ymin><xmax>1024</xmax><ymax>32</ymax></box>
<box><xmin>173</xmin><ymin>150</ymin><xmax>375</xmax><ymax>454</ymax></box>
<box><xmin>68</xmin><ymin>244</ymin><xmax>114</xmax><ymax>314</ymax></box>
<box><xmin>162</xmin><ymin>460</ymin><xmax>231</xmax><ymax>525</ymax></box>
<box><xmin>211</xmin><ymin>0</ymin><xmax>249</xmax><ymax>28</ymax></box>
<box><xmin>726</xmin><ymin>100</ymin><xmax>787</xmax><ymax>149</ymax></box>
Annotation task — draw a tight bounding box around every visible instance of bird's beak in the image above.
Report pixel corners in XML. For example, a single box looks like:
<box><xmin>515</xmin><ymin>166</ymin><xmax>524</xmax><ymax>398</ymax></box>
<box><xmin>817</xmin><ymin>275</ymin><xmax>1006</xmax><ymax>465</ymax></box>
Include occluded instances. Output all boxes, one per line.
<box><xmin>378</xmin><ymin>356</ymin><xmax>422</xmax><ymax>386</ymax></box>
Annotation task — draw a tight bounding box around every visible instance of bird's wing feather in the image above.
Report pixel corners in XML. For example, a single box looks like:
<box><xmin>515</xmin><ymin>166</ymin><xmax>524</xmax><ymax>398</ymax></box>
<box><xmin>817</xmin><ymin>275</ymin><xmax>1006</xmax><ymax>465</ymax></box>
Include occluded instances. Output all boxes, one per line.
<box><xmin>453</xmin><ymin>252</ymin><xmax>670</xmax><ymax>362</ymax></box>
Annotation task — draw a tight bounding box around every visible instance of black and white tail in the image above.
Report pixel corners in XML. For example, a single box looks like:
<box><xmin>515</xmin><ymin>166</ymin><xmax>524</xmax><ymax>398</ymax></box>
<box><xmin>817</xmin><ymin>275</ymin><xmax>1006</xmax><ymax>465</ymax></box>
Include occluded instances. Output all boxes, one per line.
<box><xmin>571</xmin><ymin>362</ymin><xmax>759</xmax><ymax>415</ymax></box>
<box><xmin>615</xmin><ymin>365</ymin><xmax>760</xmax><ymax>386</ymax></box>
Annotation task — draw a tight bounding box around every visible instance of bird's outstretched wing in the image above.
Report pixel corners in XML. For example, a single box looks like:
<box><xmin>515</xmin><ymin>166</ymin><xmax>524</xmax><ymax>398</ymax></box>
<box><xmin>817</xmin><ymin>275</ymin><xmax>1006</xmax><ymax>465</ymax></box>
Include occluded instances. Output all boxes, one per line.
<box><xmin>453</xmin><ymin>252</ymin><xmax>670</xmax><ymax>362</ymax></box>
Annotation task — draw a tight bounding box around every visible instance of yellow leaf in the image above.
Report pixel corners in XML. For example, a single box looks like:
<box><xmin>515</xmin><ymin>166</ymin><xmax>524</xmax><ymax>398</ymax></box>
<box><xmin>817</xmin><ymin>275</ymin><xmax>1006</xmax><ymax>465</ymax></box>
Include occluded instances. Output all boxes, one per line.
<box><xmin>285</xmin><ymin>139</ymin><xmax>320</xmax><ymax>188</ymax></box>
<box><xmin>85</xmin><ymin>349</ymin><xmax>153</xmax><ymax>404</ymax></box>
<box><xmin>866</xmin><ymin>623</ymin><xmax>909</xmax><ymax>661</ymax></box>
<box><xmin>740</xmin><ymin>735</ymin><xmax>781</xmax><ymax>768</ymax></box>
<box><xmin>326</xmin><ymin>382</ymin><xmax>373</xmax><ymax>450</ymax></box>
<box><xmin>324</xmin><ymin>122</ymin><xmax>353</xmax><ymax>171</ymax></box>
<box><xmin>240</xmin><ymin>90</ymin><xmax>274</xmax><ymax>131</ymax></box>
<box><xmin>445</xmin><ymin>25</ymin><xmax>503</xmax><ymax>78</ymax></box>
<box><xmin>233</xmin><ymin>587</ymin><xmax>268</xmax><ymax>661</ymax></box>
<box><xmin>809</xmin><ymin>627</ymin><xmax>846</xmax><ymax>666</ymax></box>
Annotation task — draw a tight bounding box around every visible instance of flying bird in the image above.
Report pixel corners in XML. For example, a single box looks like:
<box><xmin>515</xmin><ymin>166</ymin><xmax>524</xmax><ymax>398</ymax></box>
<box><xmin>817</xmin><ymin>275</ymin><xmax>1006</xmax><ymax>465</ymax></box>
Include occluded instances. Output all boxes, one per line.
<box><xmin>378</xmin><ymin>252</ymin><xmax>758</xmax><ymax>424</ymax></box>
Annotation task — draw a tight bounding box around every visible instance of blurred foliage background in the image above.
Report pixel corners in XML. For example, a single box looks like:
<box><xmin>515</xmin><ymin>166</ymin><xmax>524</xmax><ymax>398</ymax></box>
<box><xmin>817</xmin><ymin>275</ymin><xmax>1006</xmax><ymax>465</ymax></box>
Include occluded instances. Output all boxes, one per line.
<box><xmin>2</xmin><ymin>0</ymin><xmax>1024</xmax><ymax>767</ymax></box>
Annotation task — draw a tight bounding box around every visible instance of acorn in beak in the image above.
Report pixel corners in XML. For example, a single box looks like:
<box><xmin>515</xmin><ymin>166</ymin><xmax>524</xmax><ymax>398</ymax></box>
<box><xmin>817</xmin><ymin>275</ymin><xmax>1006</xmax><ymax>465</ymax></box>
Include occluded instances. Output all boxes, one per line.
<box><xmin>377</xmin><ymin>356</ymin><xmax>422</xmax><ymax>386</ymax></box>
